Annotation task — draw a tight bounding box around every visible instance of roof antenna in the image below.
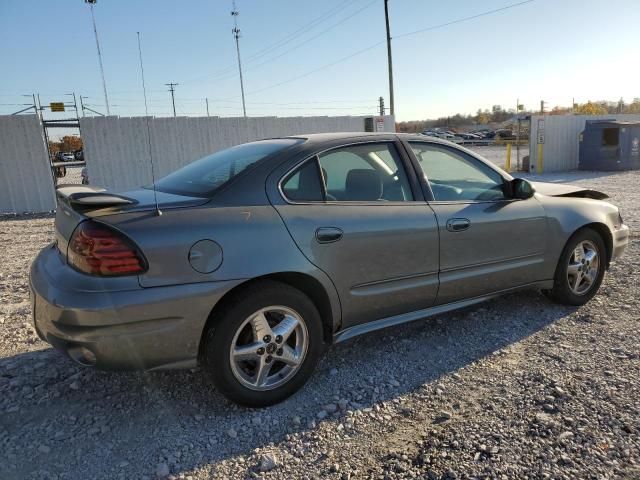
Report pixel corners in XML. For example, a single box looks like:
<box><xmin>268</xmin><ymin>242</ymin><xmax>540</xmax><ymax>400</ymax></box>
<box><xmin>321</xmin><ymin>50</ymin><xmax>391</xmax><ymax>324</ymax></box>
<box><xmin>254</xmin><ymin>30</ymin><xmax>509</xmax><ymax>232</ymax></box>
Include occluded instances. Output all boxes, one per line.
<box><xmin>136</xmin><ymin>31</ymin><xmax>162</xmax><ymax>216</ymax></box>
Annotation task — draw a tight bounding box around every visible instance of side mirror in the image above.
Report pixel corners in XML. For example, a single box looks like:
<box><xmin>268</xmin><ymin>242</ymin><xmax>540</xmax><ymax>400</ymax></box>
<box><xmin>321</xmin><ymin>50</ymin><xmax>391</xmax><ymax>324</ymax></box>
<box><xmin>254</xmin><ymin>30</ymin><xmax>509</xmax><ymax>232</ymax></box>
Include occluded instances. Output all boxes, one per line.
<box><xmin>509</xmin><ymin>178</ymin><xmax>535</xmax><ymax>199</ymax></box>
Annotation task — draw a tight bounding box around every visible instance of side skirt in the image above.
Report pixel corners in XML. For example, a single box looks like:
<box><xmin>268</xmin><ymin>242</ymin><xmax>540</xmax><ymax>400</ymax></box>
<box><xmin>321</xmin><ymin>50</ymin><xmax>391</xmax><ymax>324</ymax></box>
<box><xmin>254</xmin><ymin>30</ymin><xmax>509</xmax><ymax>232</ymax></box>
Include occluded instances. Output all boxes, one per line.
<box><xmin>332</xmin><ymin>280</ymin><xmax>553</xmax><ymax>344</ymax></box>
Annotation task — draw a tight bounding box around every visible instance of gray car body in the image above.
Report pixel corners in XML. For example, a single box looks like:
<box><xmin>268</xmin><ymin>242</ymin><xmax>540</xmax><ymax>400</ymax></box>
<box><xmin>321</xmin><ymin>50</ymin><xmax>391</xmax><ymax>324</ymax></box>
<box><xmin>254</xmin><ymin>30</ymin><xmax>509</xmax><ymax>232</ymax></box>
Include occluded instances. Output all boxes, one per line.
<box><xmin>29</xmin><ymin>133</ymin><xmax>630</xmax><ymax>371</ymax></box>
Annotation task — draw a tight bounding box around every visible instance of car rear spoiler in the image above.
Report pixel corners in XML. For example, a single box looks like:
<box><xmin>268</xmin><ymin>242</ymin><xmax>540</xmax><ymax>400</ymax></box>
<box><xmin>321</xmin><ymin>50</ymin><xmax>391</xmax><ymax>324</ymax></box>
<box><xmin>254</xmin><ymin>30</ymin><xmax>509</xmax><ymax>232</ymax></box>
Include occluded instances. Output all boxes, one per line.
<box><xmin>56</xmin><ymin>184</ymin><xmax>138</xmax><ymax>210</ymax></box>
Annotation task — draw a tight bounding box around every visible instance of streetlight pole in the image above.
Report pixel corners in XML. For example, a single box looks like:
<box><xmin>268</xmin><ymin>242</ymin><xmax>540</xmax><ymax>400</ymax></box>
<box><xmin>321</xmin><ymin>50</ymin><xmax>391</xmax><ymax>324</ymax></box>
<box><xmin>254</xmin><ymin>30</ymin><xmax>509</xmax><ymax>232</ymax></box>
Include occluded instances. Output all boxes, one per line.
<box><xmin>85</xmin><ymin>0</ymin><xmax>110</xmax><ymax>115</ymax></box>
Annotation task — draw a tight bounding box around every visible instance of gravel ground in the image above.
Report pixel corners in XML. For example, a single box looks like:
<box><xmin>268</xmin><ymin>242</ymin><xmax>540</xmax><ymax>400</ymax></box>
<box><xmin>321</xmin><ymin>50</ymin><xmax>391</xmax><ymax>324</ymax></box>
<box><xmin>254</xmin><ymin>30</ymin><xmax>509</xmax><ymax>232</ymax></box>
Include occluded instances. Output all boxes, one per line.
<box><xmin>0</xmin><ymin>170</ymin><xmax>638</xmax><ymax>480</ymax></box>
<box><xmin>57</xmin><ymin>166</ymin><xmax>83</xmax><ymax>185</ymax></box>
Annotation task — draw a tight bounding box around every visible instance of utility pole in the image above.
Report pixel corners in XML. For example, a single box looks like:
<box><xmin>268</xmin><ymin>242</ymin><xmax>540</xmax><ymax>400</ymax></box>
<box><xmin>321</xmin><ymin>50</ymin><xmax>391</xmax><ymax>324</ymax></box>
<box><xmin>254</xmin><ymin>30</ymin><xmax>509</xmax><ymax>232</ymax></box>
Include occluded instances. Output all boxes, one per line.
<box><xmin>71</xmin><ymin>92</ymin><xmax>80</xmax><ymax>123</ymax></box>
<box><xmin>515</xmin><ymin>97</ymin><xmax>520</xmax><ymax>171</ymax></box>
<box><xmin>378</xmin><ymin>96</ymin><xmax>385</xmax><ymax>116</ymax></box>
<box><xmin>166</xmin><ymin>83</ymin><xmax>178</xmax><ymax>117</ymax></box>
<box><xmin>231</xmin><ymin>0</ymin><xmax>247</xmax><ymax>117</ymax></box>
<box><xmin>206</xmin><ymin>98</ymin><xmax>210</xmax><ymax>117</ymax></box>
<box><xmin>85</xmin><ymin>0</ymin><xmax>110</xmax><ymax>115</ymax></box>
<box><xmin>540</xmin><ymin>100</ymin><xmax>545</xmax><ymax>115</ymax></box>
<box><xmin>384</xmin><ymin>0</ymin><xmax>395</xmax><ymax>118</ymax></box>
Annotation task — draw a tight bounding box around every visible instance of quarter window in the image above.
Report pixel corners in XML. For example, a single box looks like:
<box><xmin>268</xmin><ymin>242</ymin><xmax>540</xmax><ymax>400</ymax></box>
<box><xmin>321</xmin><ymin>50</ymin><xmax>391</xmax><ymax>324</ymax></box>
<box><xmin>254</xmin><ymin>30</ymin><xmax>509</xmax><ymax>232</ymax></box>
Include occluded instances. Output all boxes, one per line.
<box><xmin>281</xmin><ymin>160</ymin><xmax>324</xmax><ymax>201</ymax></box>
<box><xmin>410</xmin><ymin>143</ymin><xmax>506</xmax><ymax>201</ymax></box>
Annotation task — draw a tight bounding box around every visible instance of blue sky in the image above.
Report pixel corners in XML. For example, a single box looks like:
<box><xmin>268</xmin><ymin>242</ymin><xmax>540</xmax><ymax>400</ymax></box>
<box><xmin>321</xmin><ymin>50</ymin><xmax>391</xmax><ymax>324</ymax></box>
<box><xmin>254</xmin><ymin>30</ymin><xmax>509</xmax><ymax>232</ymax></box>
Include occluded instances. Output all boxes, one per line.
<box><xmin>1</xmin><ymin>0</ymin><xmax>639</xmax><ymax>122</ymax></box>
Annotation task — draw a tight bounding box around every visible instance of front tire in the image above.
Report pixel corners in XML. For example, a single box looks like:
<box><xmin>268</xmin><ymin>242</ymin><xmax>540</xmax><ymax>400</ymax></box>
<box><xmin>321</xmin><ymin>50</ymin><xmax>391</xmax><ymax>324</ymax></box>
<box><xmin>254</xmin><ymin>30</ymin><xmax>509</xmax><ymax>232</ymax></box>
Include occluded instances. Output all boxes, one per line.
<box><xmin>544</xmin><ymin>228</ymin><xmax>606</xmax><ymax>306</ymax></box>
<box><xmin>202</xmin><ymin>280</ymin><xmax>323</xmax><ymax>407</ymax></box>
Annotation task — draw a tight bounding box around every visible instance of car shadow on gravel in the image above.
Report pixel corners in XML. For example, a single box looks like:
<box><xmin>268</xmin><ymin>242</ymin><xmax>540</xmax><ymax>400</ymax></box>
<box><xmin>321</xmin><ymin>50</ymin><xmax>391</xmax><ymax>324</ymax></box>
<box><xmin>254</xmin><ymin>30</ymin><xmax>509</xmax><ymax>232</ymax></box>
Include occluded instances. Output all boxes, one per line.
<box><xmin>1</xmin><ymin>290</ymin><xmax>578</xmax><ymax>479</ymax></box>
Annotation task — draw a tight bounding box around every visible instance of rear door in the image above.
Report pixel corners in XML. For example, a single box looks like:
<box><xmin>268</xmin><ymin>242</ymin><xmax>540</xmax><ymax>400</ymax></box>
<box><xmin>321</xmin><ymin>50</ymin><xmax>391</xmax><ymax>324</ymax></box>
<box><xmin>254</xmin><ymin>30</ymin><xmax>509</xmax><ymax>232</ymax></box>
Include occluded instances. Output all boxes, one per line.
<box><xmin>273</xmin><ymin>140</ymin><xmax>440</xmax><ymax>329</ymax></box>
<box><xmin>406</xmin><ymin>141</ymin><xmax>548</xmax><ymax>305</ymax></box>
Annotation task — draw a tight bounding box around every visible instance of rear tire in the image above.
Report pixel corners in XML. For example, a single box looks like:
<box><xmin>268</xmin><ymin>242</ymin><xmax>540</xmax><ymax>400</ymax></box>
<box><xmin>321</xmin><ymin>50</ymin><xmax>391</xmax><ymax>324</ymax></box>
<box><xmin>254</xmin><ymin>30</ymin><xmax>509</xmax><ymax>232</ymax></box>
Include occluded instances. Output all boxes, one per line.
<box><xmin>544</xmin><ymin>228</ymin><xmax>606</xmax><ymax>306</ymax></box>
<box><xmin>202</xmin><ymin>280</ymin><xmax>323</xmax><ymax>407</ymax></box>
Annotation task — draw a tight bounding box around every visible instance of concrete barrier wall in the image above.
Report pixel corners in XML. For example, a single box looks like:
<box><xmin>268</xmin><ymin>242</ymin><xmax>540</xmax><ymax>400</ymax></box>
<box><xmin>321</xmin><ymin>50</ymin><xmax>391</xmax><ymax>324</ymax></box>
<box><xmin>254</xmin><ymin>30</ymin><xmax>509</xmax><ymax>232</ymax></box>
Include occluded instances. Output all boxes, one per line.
<box><xmin>529</xmin><ymin>114</ymin><xmax>640</xmax><ymax>172</ymax></box>
<box><xmin>0</xmin><ymin>115</ymin><xmax>56</xmax><ymax>214</ymax></box>
<box><xmin>81</xmin><ymin>115</ymin><xmax>395</xmax><ymax>191</ymax></box>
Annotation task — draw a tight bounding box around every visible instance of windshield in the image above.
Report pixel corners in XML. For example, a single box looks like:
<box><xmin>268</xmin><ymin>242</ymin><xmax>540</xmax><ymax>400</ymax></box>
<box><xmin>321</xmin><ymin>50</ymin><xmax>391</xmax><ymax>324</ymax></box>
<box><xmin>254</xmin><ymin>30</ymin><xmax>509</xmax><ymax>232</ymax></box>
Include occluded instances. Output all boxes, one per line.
<box><xmin>152</xmin><ymin>138</ymin><xmax>300</xmax><ymax>197</ymax></box>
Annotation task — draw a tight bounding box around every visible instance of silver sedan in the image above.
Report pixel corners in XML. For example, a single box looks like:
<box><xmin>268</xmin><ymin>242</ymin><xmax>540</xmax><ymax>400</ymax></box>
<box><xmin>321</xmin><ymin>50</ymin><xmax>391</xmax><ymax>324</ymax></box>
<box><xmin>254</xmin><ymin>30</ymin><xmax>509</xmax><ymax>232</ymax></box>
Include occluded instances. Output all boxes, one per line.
<box><xmin>30</xmin><ymin>133</ymin><xmax>630</xmax><ymax>406</ymax></box>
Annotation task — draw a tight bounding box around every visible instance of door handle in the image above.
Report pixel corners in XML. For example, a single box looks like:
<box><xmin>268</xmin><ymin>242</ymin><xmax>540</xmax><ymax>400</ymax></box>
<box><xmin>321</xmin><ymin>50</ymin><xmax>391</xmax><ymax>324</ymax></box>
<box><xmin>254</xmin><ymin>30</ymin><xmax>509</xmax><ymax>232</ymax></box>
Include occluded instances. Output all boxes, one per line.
<box><xmin>316</xmin><ymin>227</ymin><xmax>343</xmax><ymax>243</ymax></box>
<box><xmin>446</xmin><ymin>218</ymin><xmax>471</xmax><ymax>232</ymax></box>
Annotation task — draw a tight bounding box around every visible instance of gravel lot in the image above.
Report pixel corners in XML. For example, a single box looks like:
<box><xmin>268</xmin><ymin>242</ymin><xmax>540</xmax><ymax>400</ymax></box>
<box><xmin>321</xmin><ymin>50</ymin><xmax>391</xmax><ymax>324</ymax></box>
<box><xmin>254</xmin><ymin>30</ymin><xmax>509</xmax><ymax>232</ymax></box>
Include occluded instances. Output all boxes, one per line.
<box><xmin>1</xmin><ymin>170</ymin><xmax>638</xmax><ymax>480</ymax></box>
<box><xmin>466</xmin><ymin>144</ymin><xmax>529</xmax><ymax>170</ymax></box>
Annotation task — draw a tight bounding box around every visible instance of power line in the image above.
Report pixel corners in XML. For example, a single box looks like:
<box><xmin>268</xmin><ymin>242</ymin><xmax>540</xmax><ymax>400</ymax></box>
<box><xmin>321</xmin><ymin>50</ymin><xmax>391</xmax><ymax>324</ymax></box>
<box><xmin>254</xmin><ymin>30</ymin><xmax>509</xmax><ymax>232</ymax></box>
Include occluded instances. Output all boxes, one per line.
<box><xmin>180</xmin><ymin>0</ymin><xmax>361</xmax><ymax>85</ymax></box>
<box><xmin>243</xmin><ymin>0</ymin><xmax>361</xmax><ymax>63</ymax></box>
<box><xmin>223</xmin><ymin>0</ymin><xmax>537</xmax><ymax>100</ymax></box>
<box><xmin>245</xmin><ymin>41</ymin><xmax>385</xmax><ymax>96</ymax></box>
<box><xmin>393</xmin><ymin>0</ymin><xmax>536</xmax><ymax>40</ymax></box>
<box><xmin>205</xmin><ymin>0</ymin><xmax>377</xmax><ymax>85</ymax></box>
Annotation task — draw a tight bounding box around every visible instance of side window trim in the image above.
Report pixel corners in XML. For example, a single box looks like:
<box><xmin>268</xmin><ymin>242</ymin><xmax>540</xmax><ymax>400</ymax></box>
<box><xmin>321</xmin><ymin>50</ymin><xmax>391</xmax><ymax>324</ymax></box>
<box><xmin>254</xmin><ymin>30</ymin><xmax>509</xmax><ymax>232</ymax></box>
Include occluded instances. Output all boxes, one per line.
<box><xmin>312</xmin><ymin>155</ymin><xmax>328</xmax><ymax>202</ymax></box>
<box><xmin>407</xmin><ymin>141</ymin><xmax>510</xmax><ymax>204</ymax></box>
<box><xmin>279</xmin><ymin>140</ymin><xmax>420</xmax><ymax>204</ymax></box>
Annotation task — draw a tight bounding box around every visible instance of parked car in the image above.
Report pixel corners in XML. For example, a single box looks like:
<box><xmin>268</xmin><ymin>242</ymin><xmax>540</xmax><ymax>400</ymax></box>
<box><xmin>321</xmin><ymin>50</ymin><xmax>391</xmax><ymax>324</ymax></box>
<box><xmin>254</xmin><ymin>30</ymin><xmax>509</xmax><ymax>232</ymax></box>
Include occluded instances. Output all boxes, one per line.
<box><xmin>421</xmin><ymin>130</ymin><xmax>439</xmax><ymax>138</ymax></box>
<box><xmin>454</xmin><ymin>132</ymin><xmax>481</xmax><ymax>140</ymax></box>
<box><xmin>74</xmin><ymin>150</ymin><xmax>84</xmax><ymax>162</ymax></box>
<box><xmin>30</xmin><ymin>133</ymin><xmax>630</xmax><ymax>407</ymax></box>
<box><xmin>495</xmin><ymin>129</ymin><xmax>514</xmax><ymax>139</ymax></box>
<box><xmin>475</xmin><ymin>130</ymin><xmax>495</xmax><ymax>139</ymax></box>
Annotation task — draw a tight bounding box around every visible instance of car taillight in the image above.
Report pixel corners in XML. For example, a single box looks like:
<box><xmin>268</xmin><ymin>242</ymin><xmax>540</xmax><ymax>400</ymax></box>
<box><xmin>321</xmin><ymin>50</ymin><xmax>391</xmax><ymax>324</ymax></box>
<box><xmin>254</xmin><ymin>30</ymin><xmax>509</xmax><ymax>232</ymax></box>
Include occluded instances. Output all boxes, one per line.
<box><xmin>67</xmin><ymin>221</ymin><xmax>146</xmax><ymax>276</ymax></box>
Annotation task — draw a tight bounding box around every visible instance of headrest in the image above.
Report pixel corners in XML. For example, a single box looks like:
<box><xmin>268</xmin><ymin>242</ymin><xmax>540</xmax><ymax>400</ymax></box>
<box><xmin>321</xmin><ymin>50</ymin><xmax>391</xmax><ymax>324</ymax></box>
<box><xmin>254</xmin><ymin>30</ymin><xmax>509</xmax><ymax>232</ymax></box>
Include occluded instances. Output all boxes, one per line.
<box><xmin>345</xmin><ymin>169</ymin><xmax>382</xmax><ymax>201</ymax></box>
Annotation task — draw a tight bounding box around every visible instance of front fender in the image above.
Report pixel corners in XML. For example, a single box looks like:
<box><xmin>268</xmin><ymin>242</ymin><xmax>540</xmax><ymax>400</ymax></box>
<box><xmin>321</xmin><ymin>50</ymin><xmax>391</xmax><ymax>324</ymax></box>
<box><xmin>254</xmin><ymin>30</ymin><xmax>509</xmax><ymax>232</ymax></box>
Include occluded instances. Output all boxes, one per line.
<box><xmin>536</xmin><ymin>194</ymin><xmax>620</xmax><ymax>275</ymax></box>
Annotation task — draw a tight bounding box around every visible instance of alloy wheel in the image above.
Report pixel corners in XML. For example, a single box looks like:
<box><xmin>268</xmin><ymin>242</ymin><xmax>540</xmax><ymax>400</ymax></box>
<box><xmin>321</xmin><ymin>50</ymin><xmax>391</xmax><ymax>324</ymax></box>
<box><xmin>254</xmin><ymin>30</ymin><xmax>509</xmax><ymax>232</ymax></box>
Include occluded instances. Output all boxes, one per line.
<box><xmin>229</xmin><ymin>306</ymin><xmax>309</xmax><ymax>391</ymax></box>
<box><xmin>567</xmin><ymin>240</ymin><xmax>600</xmax><ymax>295</ymax></box>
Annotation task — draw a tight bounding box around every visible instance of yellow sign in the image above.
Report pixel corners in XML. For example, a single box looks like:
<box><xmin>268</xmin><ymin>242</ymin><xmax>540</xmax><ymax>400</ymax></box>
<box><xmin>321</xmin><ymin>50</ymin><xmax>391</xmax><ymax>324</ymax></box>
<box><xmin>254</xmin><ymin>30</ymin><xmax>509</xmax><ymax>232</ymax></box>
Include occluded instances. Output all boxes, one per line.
<box><xmin>50</xmin><ymin>102</ymin><xmax>65</xmax><ymax>112</ymax></box>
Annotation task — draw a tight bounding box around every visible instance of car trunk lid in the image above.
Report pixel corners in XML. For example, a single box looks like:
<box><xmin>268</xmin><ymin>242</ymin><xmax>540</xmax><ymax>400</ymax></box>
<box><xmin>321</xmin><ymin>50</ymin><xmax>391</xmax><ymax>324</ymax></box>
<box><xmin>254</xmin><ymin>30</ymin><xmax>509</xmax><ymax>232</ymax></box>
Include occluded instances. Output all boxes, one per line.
<box><xmin>54</xmin><ymin>185</ymin><xmax>208</xmax><ymax>259</ymax></box>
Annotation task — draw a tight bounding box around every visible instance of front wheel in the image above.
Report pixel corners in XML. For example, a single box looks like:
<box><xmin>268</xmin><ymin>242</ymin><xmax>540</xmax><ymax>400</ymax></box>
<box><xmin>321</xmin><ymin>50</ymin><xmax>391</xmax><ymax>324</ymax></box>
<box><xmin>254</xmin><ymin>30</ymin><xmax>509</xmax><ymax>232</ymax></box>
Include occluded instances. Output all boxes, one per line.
<box><xmin>202</xmin><ymin>281</ymin><xmax>323</xmax><ymax>407</ymax></box>
<box><xmin>544</xmin><ymin>228</ymin><xmax>606</xmax><ymax>306</ymax></box>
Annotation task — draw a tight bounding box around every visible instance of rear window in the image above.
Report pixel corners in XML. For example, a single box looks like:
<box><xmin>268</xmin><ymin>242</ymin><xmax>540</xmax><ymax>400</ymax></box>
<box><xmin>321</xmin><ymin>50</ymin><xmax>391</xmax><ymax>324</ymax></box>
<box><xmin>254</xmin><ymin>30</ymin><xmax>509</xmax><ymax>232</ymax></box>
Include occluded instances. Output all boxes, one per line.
<box><xmin>153</xmin><ymin>139</ymin><xmax>300</xmax><ymax>196</ymax></box>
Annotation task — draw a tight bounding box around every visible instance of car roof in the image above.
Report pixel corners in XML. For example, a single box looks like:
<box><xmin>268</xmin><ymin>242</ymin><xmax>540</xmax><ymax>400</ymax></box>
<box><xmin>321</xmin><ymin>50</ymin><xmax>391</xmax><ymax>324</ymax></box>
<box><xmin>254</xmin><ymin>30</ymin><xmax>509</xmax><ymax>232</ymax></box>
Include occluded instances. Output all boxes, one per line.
<box><xmin>280</xmin><ymin>131</ymin><xmax>457</xmax><ymax>148</ymax></box>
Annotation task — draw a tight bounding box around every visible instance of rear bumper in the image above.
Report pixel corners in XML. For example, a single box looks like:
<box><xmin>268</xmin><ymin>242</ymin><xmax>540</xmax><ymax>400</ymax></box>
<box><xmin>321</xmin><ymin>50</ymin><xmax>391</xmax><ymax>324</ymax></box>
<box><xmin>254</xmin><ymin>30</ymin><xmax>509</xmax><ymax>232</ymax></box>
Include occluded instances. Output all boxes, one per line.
<box><xmin>611</xmin><ymin>224</ymin><xmax>630</xmax><ymax>263</ymax></box>
<box><xmin>29</xmin><ymin>245</ymin><xmax>242</xmax><ymax>371</ymax></box>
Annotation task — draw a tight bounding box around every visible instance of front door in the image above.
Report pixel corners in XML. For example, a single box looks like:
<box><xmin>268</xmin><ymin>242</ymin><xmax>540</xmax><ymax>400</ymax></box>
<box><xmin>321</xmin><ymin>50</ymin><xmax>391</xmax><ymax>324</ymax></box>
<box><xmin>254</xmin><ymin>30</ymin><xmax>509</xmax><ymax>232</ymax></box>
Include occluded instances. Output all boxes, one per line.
<box><xmin>407</xmin><ymin>141</ymin><xmax>548</xmax><ymax>305</ymax></box>
<box><xmin>275</xmin><ymin>141</ymin><xmax>440</xmax><ymax>328</ymax></box>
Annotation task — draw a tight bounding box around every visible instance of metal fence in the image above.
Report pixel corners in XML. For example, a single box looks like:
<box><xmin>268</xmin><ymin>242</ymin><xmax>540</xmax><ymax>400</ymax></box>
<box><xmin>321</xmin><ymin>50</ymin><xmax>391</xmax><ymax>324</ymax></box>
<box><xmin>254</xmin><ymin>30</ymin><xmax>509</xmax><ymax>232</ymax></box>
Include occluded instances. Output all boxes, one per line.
<box><xmin>529</xmin><ymin>114</ymin><xmax>640</xmax><ymax>172</ymax></box>
<box><xmin>0</xmin><ymin>115</ymin><xmax>56</xmax><ymax>214</ymax></box>
<box><xmin>81</xmin><ymin>115</ymin><xmax>395</xmax><ymax>191</ymax></box>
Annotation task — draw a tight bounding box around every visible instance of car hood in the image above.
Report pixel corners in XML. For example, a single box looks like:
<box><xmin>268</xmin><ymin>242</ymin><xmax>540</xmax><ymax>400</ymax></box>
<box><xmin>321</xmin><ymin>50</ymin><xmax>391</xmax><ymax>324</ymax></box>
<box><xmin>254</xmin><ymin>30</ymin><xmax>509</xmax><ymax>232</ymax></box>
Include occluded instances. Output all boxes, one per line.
<box><xmin>531</xmin><ymin>181</ymin><xmax>609</xmax><ymax>200</ymax></box>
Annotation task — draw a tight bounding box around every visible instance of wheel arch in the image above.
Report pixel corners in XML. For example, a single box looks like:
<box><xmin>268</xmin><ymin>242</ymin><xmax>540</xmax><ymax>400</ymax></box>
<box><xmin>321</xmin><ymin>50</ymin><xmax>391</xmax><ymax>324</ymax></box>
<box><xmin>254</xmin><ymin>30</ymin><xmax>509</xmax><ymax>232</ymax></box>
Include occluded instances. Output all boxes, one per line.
<box><xmin>575</xmin><ymin>222</ymin><xmax>613</xmax><ymax>268</ymax></box>
<box><xmin>197</xmin><ymin>272</ymin><xmax>339</xmax><ymax>362</ymax></box>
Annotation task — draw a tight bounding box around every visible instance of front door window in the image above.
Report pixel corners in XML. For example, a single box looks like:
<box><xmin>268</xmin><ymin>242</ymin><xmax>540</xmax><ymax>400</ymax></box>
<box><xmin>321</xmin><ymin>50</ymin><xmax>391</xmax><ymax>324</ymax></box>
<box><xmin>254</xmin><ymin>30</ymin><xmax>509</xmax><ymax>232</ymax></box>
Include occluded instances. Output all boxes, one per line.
<box><xmin>410</xmin><ymin>143</ymin><xmax>506</xmax><ymax>201</ymax></box>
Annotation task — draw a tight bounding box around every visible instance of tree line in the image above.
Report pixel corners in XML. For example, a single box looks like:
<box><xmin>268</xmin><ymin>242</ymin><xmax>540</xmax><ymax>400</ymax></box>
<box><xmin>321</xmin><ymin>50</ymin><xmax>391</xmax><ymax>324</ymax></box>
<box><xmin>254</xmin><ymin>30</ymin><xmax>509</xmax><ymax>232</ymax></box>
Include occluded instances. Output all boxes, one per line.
<box><xmin>48</xmin><ymin>135</ymin><xmax>83</xmax><ymax>155</ymax></box>
<box><xmin>397</xmin><ymin>98</ymin><xmax>640</xmax><ymax>133</ymax></box>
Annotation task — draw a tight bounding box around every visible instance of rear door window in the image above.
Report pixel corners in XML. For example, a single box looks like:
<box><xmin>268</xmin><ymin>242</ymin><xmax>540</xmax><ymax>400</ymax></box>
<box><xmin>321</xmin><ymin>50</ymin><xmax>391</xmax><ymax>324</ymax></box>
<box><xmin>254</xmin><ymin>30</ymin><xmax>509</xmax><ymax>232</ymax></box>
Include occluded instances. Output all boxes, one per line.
<box><xmin>318</xmin><ymin>143</ymin><xmax>413</xmax><ymax>202</ymax></box>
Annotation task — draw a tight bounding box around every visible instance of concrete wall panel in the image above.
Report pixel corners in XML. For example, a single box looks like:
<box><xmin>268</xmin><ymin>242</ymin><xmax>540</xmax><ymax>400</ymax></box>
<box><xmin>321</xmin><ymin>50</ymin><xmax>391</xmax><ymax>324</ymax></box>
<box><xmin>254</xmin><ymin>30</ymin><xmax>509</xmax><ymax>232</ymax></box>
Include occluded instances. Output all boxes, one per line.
<box><xmin>0</xmin><ymin>115</ymin><xmax>55</xmax><ymax>214</ymax></box>
<box><xmin>81</xmin><ymin>115</ymin><xmax>394</xmax><ymax>191</ymax></box>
